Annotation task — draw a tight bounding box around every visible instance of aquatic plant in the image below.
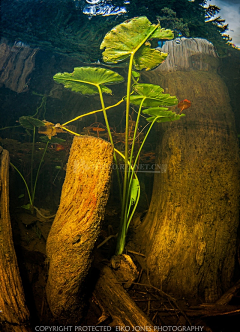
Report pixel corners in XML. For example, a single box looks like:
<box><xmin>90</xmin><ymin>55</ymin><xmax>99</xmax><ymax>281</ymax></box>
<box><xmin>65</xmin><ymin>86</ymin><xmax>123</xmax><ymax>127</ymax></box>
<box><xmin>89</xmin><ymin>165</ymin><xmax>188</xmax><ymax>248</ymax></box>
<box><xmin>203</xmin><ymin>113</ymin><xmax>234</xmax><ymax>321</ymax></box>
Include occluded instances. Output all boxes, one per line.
<box><xmin>52</xmin><ymin>16</ymin><xmax>185</xmax><ymax>255</ymax></box>
<box><xmin>11</xmin><ymin>115</ymin><xmax>65</xmax><ymax>213</ymax></box>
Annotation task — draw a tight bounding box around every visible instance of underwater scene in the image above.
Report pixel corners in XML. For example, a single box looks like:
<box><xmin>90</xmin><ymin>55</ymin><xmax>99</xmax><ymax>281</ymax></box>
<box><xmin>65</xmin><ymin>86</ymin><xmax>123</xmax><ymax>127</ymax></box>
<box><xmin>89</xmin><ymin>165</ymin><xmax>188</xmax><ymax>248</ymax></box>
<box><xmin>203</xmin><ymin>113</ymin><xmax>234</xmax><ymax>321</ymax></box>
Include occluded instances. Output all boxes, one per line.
<box><xmin>1</xmin><ymin>0</ymin><xmax>240</xmax><ymax>331</ymax></box>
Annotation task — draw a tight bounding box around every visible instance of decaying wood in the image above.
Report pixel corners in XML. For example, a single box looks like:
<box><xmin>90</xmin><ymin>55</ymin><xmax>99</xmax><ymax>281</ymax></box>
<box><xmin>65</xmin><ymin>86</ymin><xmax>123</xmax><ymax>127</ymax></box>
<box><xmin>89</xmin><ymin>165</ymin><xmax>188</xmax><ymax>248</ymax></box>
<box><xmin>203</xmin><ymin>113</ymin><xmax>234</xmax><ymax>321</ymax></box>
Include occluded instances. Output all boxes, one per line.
<box><xmin>151</xmin><ymin>303</ymin><xmax>240</xmax><ymax>320</ymax></box>
<box><xmin>159</xmin><ymin>37</ymin><xmax>217</xmax><ymax>72</ymax></box>
<box><xmin>0</xmin><ymin>148</ymin><xmax>31</xmax><ymax>332</ymax></box>
<box><xmin>215</xmin><ymin>279</ymin><xmax>240</xmax><ymax>305</ymax></box>
<box><xmin>133</xmin><ymin>38</ymin><xmax>240</xmax><ymax>303</ymax></box>
<box><xmin>0</xmin><ymin>39</ymin><xmax>38</xmax><ymax>93</ymax></box>
<box><xmin>46</xmin><ymin>136</ymin><xmax>113</xmax><ymax>324</ymax></box>
<box><xmin>94</xmin><ymin>263</ymin><xmax>155</xmax><ymax>328</ymax></box>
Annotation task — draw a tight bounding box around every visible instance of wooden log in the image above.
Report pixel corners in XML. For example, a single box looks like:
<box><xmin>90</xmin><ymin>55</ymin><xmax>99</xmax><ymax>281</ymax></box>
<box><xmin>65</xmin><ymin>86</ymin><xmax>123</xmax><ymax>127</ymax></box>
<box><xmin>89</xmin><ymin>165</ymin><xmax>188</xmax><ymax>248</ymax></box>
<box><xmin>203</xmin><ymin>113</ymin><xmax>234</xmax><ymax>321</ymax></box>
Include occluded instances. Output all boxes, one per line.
<box><xmin>94</xmin><ymin>263</ymin><xmax>155</xmax><ymax>328</ymax></box>
<box><xmin>46</xmin><ymin>136</ymin><xmax>113</xmax><ymax>324</ymax></box>
<box><xmin>0</xmin><ymin>148</ymin><xmax>31</xmax><ymax>332</ymax></box>
<box><xmin>158</xmin><ymin>37</ymin><xmax>217</xmax><ymax>72</ymax></box>
<box><xmin>134</xmin><ymin>38</ymin><xmax>240</xmax><ymax>303</ymax></box>
<box><xmin>0</xmin><ymin>39</ymin><xmax>38</xmax><ymax>93</ymax></box>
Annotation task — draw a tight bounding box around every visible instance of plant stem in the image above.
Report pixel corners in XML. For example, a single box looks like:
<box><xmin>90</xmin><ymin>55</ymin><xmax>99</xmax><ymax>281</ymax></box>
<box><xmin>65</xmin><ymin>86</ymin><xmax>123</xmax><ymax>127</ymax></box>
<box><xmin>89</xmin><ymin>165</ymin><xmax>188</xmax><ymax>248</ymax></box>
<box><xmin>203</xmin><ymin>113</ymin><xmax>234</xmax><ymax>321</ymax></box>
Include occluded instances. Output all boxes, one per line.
<box><xmin>97</xmin><ymin>86</ymin><xmax>122</xmax><ymax>202</ymax></box>
<box><xmin>32</xmin><ymin>141</ymin><xmax>49</xmax><ymax>205</ymax></box>
<box><xmin>61</xmin><ymin>99</ymin><xmax>124</xmax><ymax>127</ymax></box>
<box><xmin>116</xmin><ymin>54</ymin><xmax>135</xmax><ymax>255</ymax></box>
<box><xmin>128</xmin><ymin>98</ymin><xmax>145</xmax><ymax>174</ymax></box>
<box><xmin>124</xmin><ymin>98</ymin><xmax>145</xmax><ymax>223</ymax></box>
<box><xmin>116</xmin><ymin>117</ymin><xmax>159</xmax><ymax>255</ymax></box>
<box><xmin>129</xmin><ymin>116</ymin><xmax>159</xmax><ymax>196</ymax></box>
<box><xmin>30</xmin><ymin>126</ymin><xmax>36</xmax><ymax>196</ymax></box>
<box><xmin>10</xmin><ymin>162</ymin><xmax>33</xmax><ymax>207</ymax></box>
<box><xmin>0</xmin><ymin>125</ymin><xmax>21</xmax><ymax>131</ymax></box>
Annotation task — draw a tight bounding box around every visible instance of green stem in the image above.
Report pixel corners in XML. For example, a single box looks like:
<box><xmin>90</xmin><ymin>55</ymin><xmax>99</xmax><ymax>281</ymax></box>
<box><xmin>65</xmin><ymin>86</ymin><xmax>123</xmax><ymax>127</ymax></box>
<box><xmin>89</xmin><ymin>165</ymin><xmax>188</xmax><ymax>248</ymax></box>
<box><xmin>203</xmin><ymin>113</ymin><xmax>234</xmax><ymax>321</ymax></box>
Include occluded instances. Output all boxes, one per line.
<box><xmin>129</xmin><ymin>117</ymin><xmax>159</xmax><ymax>193</ymax></box>
<box><xmin>125</xmin><ymin>117</ymin><xmax>158</xmax><ymax>230</ymax></box>
<box><xmin>116</xmin><ymin>117</ymin><xmax>159</xmax><ymax>254</ymax></box>
<box><xmin>125</xmin><ymin>119</ymin><xmax>159</xmax><ymax>231</ymax></box>
<box><xmin>0</xmin><ymin>125</ymin><xmax>21</xmax><ymax>131</ymax></box>
<box><xmin>115</xmin><ymin>54</ymin><xmax>136</xmax><ymax>255</ymax></box>
<box><xmin>124</xmin><ymin>98</ymin><xmax>145</xmax><ymax>225</ymax></box>
<box><xmin>10</xmin><ymin>162</ymin><xmax>33</xmax><ymax>207</ymax></box>
<box><xmin>61</xmin><ymin>98</ymin><xmax>124</xmax><ymax>127</ymax></box>
<box><xmin>128</xmin><ymin>98</ymin><xmax>145</xmax><ymax>173</ymax></box>
<box><xmin>33</xmin><ymin>95</ymin><xmax>47</xmax><ymax>117</ymax></box>
<box><xmin>126</xmin><ymin>180</ymin><xmax>140</xmax><ymax>230</ymax></box>
<box><xmin>30</xmin><ymin>126</ymin><xmax>36</xmax><ymax>196</ymax></box>
<box><xmin>32</xmin><ymin>141</ymin><xmax>49</xmax><ymax>205</ymax></box>
<box><xmin>97</xmin><ymin>86</ymin><xmax>122</xmax><ymax>202</ymax></box>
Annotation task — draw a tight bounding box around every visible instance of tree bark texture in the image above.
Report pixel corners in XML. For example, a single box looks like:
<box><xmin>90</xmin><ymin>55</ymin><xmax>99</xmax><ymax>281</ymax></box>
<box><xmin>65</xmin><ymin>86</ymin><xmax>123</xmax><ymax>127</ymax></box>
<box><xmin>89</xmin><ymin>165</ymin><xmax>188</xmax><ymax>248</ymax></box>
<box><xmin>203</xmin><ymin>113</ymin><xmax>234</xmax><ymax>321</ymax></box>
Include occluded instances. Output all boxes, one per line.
<box><xmin>46</xmin><ymin>136</ymin><xmax>113</xmax><ymax>324</ymax></box>
<box><xmin>0</xmin><ymin>39</ymin><xmax>38</xmax><ymax>93</ymax></box>
<box><xmin>94</xmin><ymin>264</ymin><xmax>155</xmax><ymax>328</ymax></box>
<box><xmin>134</xmin><ymin>38</ymin><xmax>240</xmax><ymax>303</ymax></box>
<box><xmin>0</xmin><ymin>147</ymin><xmax>31</xmax><ymax>332</ymax></box>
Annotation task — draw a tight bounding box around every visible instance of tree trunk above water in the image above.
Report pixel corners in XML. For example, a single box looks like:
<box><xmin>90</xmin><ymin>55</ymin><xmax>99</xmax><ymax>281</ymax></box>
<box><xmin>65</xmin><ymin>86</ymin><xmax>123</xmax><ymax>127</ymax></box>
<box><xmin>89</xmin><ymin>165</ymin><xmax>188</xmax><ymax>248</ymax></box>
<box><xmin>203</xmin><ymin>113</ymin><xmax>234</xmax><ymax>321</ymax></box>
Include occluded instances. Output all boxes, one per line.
<box><xmin>131</xmin><ymin>38</ymin><xmax>240</xmax><ymax>303</ymax></box>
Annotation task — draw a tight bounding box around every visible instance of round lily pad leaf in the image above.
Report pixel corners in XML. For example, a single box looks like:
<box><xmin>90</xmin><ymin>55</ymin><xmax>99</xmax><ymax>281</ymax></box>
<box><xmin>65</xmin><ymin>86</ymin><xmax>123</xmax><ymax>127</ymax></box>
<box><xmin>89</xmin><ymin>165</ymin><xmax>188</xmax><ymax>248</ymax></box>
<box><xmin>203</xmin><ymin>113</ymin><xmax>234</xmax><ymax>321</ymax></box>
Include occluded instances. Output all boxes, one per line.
<box><xmin>53</xmin><ymin>67</ymin><xmax>124</xmax><ymax>95</ymax></box>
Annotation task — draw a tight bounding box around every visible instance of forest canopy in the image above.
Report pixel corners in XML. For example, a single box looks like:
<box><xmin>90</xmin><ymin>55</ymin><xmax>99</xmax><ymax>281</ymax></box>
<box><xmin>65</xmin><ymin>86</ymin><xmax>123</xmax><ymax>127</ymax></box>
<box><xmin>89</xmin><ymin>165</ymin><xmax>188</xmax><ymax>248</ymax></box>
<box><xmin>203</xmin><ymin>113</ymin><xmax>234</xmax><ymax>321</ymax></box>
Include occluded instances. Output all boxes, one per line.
<box><xmin>1</xmin><ymin>0</ymin><xmax>237</xmax><ymax>61</ymax></box>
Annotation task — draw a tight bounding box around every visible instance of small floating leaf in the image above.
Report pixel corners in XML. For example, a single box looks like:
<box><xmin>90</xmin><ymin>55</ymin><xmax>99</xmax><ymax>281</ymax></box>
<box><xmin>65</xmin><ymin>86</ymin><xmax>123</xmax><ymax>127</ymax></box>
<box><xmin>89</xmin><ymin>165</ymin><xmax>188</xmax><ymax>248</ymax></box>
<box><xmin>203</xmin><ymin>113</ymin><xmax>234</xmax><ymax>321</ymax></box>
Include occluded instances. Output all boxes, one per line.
<box><xmin>19</xmin><ymin>116</ymin><xmax>45</xmax><ymax>130</ymax></box>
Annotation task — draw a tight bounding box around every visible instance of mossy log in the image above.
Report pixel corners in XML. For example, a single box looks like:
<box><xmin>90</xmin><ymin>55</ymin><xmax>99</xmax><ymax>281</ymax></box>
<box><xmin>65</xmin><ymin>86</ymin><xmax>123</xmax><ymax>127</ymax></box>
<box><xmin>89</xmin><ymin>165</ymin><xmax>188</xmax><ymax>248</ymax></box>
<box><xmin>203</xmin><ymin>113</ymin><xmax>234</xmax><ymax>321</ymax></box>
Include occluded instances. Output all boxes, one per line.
<box><xmin>133</xmin><ymin>38</ymin><xmax>240</xmax><ymax>303</ymax></box>
<box><xmin>46</xmin><ymin>136</ymin><xmax>113</xmax><ymax>324</ymax></box>
<box><xmin>0</xmin><ymin>147</ymin><xmax>31</xmax><ymax>332</ymax></box>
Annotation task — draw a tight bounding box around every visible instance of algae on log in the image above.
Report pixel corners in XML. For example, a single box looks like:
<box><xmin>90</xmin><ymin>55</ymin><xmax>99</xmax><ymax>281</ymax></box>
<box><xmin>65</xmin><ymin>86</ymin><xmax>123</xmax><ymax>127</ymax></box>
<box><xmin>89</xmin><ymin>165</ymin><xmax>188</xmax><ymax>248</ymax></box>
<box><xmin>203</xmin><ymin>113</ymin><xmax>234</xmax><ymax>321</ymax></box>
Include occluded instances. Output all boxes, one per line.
<box><xmin>0</xmin><ymin>147</ymin><xmax>31</xmax><ymax>332</ymax></box>
<box><xmin>46</xmin><ymin>136</ymin><xmax>113</xmax><ymax>324</ymax></box>
<box><xmin>133</xmin><ymin>38</ymin><xmax>240</xmax><ymax>303</ymax></box>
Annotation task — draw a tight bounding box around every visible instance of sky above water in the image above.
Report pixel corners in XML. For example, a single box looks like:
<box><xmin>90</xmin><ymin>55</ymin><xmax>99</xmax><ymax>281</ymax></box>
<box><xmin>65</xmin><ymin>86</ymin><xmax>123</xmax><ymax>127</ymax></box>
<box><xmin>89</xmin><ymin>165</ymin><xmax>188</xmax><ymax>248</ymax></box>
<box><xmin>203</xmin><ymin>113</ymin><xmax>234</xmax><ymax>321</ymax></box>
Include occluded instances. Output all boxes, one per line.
<box><xmin>206</xmin><ymin>0</ymin><xmax>240</xmax><ymax>47</ymax></box>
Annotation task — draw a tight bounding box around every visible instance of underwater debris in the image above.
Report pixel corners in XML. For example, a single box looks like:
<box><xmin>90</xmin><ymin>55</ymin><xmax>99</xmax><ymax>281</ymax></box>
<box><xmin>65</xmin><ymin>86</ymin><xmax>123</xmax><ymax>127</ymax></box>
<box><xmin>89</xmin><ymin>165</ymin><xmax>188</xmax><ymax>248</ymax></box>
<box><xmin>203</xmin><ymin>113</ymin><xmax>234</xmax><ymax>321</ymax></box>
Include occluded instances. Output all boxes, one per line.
<box><xmin>92</xmin><ymin>127</ymin><xmax>106</xmax><ymax>137</ymax></box>
<box><xmin>38</xmin><ymin>121</ymin><xmax>65</xmax><ymax>139</ymax></box>
<box><xmin>53</xmin><ymin>144</ymin><xmax>65</xmax><ymax>152</ymax></box>
<box><xmin>177</xmin><ymin>99</ymin><xmax>191</xmax><ymax>113</ymax></box>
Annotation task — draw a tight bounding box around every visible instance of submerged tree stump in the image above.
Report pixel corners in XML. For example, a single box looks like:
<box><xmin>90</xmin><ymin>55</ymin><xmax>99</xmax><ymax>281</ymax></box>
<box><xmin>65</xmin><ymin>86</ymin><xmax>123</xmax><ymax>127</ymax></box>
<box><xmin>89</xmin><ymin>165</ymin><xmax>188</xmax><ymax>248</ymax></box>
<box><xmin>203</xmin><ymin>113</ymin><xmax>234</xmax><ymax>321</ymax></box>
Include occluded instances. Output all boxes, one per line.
<box><xmin>0</xmin><ymin>39</ymin><xmax>38</xmax><ymax>93</ymax></box>
<box><xmin>0</xmin><ymin>147</ymin><xmax>31</xmax><ymax>332</ymax></box>
<box><xmin>94</xmin><ymin>263</ymin><xmax>155</xmax><ymax>328</ymax></box>
<box><xmin>134</xmin><ymin>38</ymin><xmax>240</xmax><ymax>303</ymax></box>
<box><xmin>46</xmin><ymin>136</ymin><xmax>113</xmax><ymax>324</ymax></box>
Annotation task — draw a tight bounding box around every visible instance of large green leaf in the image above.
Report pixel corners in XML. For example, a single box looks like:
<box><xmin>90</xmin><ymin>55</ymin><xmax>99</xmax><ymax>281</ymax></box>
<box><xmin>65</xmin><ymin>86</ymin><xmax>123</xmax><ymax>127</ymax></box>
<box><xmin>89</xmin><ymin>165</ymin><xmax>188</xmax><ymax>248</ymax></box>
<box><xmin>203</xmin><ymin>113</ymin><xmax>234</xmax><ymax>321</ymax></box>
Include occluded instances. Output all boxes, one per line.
<box><xmin>19</xmin><ymin>116</ymin><xmax>45</xmax><ymax>130</ymax></box>
<box><xmin>100</xmin><ymin>17</ymin><xmax>174</xmax><ymax>71</ymax></box>
<box><xmin>134</xmin><ymin>46</ymin><xmax>168</xmax><ymax>71</ymax></box>
<box><xmin>129</xmin><ymin>83</ymin><xmax>178</xmax><ymax>107</ymax></box>
<box><xmin>53</xmin><ymin>67</ymin><xmax>124</xmax><ymax>95</ymax></box>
